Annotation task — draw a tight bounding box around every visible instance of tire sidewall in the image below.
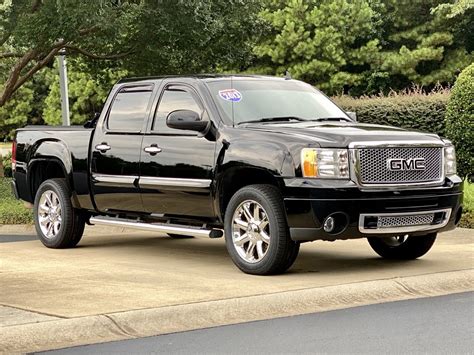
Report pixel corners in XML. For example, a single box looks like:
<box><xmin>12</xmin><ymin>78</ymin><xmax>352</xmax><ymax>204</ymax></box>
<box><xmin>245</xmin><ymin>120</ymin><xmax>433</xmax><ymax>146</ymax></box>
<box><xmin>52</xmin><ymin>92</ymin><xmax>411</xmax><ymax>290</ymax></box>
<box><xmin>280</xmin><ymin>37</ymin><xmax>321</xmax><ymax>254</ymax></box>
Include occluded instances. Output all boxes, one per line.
<box><xmin>34</xmin><ymin>179</ymin><xmax>72</xmax><ymax>248</ymax></box>
<box><xmin>368</xmin><ymin>233</ymin><xmax>437</xmax><ymax>260</ymax></box>
<box><xmin>224</xmin><ymin>186</ymin><xmax>288</xmax><ymax>274</ymax></box>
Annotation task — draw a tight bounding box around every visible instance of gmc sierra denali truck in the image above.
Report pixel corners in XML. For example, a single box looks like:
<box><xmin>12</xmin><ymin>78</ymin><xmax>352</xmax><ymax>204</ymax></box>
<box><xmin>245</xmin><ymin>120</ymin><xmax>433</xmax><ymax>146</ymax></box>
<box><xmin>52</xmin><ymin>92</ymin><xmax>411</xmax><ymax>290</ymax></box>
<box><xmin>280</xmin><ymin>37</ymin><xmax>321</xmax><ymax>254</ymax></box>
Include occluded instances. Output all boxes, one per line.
<box><xmin>11</xmin><ymin>75</ymin><xmax>463</xmax><ymax>275</ymax></box>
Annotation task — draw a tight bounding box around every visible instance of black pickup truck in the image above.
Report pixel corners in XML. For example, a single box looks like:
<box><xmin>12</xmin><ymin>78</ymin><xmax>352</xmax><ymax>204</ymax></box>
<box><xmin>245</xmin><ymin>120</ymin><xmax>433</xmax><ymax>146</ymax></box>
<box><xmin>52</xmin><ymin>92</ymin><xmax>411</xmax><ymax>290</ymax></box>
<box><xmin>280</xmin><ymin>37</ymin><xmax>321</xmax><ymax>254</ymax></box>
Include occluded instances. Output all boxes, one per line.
<box><xmin>11</xmin><ymin>75</ymin><xmax>463</xmax><ymax>275</ymax></box>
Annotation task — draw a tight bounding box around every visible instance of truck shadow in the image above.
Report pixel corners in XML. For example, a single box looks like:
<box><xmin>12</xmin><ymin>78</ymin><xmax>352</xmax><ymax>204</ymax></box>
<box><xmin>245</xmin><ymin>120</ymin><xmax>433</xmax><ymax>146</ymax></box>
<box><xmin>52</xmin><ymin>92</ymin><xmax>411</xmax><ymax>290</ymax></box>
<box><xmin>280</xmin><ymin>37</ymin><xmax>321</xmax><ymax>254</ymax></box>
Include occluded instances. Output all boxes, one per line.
<box><xmin>77</xmin><ymin>234</ymin><xmax>437</xmax><ymax>275</ymax></box>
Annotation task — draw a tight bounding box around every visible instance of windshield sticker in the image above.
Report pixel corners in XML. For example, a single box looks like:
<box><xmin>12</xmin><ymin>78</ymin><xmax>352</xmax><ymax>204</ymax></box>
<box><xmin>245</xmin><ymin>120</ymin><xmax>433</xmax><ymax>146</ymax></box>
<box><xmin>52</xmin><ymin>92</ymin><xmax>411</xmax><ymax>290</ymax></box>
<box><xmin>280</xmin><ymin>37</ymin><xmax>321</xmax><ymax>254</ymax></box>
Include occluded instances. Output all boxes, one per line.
<box><xmin>218</xmin><ymin>89</ymin><xmax>242</xmax><ymax>102</ymax></box>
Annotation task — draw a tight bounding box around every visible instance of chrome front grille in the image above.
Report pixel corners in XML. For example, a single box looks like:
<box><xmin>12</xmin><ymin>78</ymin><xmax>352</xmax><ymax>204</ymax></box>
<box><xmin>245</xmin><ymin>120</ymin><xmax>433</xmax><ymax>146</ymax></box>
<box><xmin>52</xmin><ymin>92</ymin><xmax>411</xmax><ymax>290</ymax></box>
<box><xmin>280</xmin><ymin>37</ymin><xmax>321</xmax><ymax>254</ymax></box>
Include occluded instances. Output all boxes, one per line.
<box><xmin>357</xmin><ymin>147</ymin><xmax>443</xmax><ymax>185</ymax></box>
<box><xmin>377</xmin><ymin>213</ymin><xmax>434</xmax><ymax>229</ymax></box>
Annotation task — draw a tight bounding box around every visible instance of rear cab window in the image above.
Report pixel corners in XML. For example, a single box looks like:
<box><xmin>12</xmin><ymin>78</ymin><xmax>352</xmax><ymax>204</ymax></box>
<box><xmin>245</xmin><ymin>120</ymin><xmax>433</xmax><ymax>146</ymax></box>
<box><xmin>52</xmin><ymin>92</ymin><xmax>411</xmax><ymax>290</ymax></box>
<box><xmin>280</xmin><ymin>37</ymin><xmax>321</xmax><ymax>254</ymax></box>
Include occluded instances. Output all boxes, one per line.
<box><xmin>107</xmin><ymin>85</ymin><xmax>154</xmax><ymax>132</ymax></box>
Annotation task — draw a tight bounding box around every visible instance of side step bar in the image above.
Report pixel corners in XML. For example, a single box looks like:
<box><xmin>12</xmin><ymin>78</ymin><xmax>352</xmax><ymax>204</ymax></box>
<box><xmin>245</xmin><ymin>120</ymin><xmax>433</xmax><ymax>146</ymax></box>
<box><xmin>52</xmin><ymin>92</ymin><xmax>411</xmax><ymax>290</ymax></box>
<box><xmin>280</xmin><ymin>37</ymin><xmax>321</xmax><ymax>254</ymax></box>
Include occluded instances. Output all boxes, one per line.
<box><xmin>89</xmin><ymin>216</ymin><xmax>223</xmax><ymax>238</ymax></box>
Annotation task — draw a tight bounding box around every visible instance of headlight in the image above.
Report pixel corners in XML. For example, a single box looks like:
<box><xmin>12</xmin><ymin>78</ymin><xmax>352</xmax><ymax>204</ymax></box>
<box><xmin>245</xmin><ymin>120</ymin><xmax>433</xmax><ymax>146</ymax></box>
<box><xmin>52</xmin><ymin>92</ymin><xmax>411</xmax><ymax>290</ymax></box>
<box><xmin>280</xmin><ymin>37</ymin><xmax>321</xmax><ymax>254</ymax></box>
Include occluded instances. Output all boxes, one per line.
<box><xmin>301</xmin><ymin>148</ymin><xmax>349</xmax><ymax>178</ymax></box>
<box><xmin>444</xmin><ymin>144</ymin><xmax>457</xmax><ymax>175</ymax></box>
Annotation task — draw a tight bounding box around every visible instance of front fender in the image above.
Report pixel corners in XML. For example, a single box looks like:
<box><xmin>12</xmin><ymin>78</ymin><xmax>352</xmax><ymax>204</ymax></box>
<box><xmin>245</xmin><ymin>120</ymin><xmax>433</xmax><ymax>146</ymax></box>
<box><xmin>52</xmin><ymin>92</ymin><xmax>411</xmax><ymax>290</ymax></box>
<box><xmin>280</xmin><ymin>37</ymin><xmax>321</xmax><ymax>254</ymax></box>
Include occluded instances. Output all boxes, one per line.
<box><xmin>219</xmin><ymin>140</ymin><xmax>295</xmax><ymax>176</ymax></box>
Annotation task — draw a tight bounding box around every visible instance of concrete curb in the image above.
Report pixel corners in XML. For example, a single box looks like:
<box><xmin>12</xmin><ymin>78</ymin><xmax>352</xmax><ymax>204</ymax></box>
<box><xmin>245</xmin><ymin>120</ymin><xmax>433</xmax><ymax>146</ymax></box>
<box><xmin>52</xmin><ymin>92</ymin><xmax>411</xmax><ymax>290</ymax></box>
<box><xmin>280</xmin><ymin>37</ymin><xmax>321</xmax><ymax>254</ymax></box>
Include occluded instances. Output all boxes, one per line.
<box><xmin>1</xmin><ymin>269</ymin><xmax>472</xmax><ymax>353</ymax></box>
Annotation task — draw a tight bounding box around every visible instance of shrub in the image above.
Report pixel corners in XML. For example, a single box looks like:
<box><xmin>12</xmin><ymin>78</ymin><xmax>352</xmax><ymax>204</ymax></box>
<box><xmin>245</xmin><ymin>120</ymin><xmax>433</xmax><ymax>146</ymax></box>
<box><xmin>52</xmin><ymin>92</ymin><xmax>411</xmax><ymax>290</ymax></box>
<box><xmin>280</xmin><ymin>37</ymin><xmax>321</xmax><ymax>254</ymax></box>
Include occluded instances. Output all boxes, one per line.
<box><xmin>1</xmin><ymin>152</ymin><xmax>12</xmax><ymax>178</ymax></box>
<box><xmin>0</xmin><ymin>177</ymin><xmax>33</xmax><ymax>224</ymax></box>
<box><xmin>333</xmin><ymin>87</ymin><xmax>450</xmax><ymax>137</ymax></box>
<box><xmin>445</xmin><ymin>63</ymin><xmax>474</xmax><ymax>179</ymax></box>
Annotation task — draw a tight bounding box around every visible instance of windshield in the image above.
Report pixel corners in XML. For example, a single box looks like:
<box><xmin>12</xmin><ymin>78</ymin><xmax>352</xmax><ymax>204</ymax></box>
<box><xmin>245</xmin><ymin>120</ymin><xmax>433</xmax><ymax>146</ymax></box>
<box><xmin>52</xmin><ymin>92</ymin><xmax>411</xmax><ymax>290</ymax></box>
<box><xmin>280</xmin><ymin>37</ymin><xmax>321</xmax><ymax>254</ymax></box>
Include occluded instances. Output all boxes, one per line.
<box><xmin>206</xmin><ymin>79</ymin><xmax>349</xmax><ymax>125</ymax></box>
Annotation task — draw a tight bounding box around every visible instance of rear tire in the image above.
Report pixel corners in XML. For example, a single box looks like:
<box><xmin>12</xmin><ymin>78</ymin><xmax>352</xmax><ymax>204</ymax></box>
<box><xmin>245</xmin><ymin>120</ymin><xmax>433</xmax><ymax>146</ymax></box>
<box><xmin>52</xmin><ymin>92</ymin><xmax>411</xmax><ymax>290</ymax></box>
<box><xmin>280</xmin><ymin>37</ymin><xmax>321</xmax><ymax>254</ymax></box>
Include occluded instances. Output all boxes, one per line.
<box><xmin>368</xmin><ymin>233</ymin><xmax>437</xmax><ymax>260</ymax></box>
<box><xmin>224</xmin><ymin>184</ymin><xmax>299</xmax><ymax>275</ymax></box>
<box><xmin>34</xmin><ymin>178</ymin><xmax>86</xmax><ymax>249</ymax></box>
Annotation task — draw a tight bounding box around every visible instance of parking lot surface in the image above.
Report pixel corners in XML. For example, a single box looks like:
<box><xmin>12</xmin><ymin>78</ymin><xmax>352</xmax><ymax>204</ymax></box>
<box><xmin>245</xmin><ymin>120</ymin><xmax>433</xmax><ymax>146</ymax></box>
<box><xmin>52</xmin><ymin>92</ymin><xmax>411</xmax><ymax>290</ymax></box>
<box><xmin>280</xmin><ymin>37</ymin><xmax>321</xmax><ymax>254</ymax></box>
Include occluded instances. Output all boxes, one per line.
<box><xmin>0</xmin><ymin>226</ymin><xmax>472</xmax><ymax>352</ymax></box>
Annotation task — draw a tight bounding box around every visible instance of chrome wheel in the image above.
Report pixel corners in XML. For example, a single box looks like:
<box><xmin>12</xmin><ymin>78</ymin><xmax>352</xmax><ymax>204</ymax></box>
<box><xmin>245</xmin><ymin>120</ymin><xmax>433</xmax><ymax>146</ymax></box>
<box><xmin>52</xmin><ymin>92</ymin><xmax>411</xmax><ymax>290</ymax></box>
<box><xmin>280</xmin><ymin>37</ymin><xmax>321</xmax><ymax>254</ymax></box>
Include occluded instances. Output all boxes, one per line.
<box><xmin>37</xmin><ymin>190</ymin><xmax>62</xmax><ymax>239</ymax></box>
<box><xmin>232</xmin><ymin>200</ymin><xmax>270</xmax><ymax>263</ymax></box>
<box><xmin>382</xmin><ymin>235</ymin><xmax>408</xmax><ymax>247</ymax></box>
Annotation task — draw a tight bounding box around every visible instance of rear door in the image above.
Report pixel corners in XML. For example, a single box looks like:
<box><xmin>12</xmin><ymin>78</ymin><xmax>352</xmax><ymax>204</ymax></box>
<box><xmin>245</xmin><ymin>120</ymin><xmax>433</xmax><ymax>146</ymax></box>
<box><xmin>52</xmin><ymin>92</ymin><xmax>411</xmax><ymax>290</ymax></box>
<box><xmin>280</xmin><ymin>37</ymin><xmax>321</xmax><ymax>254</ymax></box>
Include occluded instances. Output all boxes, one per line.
<box><xmin>139</xmin><ymin>82</ymin><xmax>216</xmax><ymax>217</ymax></box>
<box><xmin>91</xmin><ymin>84</ymin><xmax>154</xmax><ymax>213</ymax></box>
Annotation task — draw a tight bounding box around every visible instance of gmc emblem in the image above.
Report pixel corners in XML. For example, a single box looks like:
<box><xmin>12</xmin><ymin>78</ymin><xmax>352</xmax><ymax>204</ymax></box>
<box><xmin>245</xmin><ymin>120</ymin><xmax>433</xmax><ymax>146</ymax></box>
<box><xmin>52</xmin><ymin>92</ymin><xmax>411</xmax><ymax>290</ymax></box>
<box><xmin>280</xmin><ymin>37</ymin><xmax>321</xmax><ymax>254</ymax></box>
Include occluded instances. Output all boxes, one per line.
<box><xmin>387</xmin><ymin>158</ymin><xmax>426</xmax><ymax>171</ymax></box>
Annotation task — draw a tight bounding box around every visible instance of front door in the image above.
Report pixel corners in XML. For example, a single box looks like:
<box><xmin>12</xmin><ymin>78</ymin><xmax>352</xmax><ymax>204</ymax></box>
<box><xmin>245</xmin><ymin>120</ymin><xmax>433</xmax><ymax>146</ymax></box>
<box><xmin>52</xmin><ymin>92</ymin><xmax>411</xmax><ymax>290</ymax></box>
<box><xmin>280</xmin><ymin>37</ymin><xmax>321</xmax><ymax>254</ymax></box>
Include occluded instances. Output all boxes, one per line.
<box><xmin>140</xmin><ymin>83</ymin><xmax>216</xmax><ymax>218</ymax></box>
<box><xmin>91</xmin><ymin>84</ymin><xmax>154</xmax><ymax>213</ymax></box>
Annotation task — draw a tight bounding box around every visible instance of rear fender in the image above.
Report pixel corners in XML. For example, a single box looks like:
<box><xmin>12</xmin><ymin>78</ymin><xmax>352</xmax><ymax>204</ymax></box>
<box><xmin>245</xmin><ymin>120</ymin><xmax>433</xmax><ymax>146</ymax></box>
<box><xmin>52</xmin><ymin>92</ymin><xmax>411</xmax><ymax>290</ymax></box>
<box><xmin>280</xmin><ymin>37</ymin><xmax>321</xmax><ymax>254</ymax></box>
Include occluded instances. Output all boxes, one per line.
<box><xmin>27</xmin><ymin>140</ymin><xmax>78</xmax><ymax>207</ymax></box>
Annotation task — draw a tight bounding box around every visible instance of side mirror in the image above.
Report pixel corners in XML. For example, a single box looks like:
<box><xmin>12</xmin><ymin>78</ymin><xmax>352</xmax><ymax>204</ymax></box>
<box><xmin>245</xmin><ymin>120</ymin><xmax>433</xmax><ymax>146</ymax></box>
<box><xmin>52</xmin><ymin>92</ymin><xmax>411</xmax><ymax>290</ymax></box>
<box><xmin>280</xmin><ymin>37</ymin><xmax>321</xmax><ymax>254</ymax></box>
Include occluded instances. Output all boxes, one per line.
<box><xmin>346</xmin><ymin>111</ymin><xmax>357</xmax><ymax>121</ymax></box>
<box><xmin>84</xmin><ymin>112</ymin><xmax>101</xmax><ymax>128</ymax></box>
<box><xmin>166</xmin><ymin>110</ymin><xmax>208</xmax><ymax>132</ymax></box>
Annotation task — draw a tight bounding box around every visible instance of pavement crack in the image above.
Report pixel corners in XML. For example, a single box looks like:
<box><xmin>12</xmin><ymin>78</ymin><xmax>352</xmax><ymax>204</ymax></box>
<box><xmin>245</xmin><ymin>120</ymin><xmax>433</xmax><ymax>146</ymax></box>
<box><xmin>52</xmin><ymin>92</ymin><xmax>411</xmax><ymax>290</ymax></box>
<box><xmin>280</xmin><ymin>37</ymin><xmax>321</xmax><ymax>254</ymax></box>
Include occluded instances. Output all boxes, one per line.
<box><xmin>103</xmin><ymin>314</ymin><xmax>136</xmax><ymax>339</ymax></box>
<box><xmin>0</xmin><ymin>303</ymin><xmax>66</xmax><ymax>319</ymax></box>
<box><xmin>393</xmin><ymin>279</ymin><xmax>424</xmax><ymax>296</ymax></box>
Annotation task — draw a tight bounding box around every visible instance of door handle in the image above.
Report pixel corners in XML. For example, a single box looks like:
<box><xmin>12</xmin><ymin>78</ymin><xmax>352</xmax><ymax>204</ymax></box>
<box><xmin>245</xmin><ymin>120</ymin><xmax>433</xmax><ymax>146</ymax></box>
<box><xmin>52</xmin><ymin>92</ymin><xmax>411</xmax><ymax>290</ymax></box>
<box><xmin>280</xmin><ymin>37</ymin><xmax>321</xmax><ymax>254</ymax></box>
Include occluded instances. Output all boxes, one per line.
<box><xmin>144</xmin><ymin>145</ymin><xmax>162</xmax><ymax>155</ymax></box>
<box><xmin>95</xmin><ymin>143</ymin><xmax>111</xmax><ymax>153</ymax></box>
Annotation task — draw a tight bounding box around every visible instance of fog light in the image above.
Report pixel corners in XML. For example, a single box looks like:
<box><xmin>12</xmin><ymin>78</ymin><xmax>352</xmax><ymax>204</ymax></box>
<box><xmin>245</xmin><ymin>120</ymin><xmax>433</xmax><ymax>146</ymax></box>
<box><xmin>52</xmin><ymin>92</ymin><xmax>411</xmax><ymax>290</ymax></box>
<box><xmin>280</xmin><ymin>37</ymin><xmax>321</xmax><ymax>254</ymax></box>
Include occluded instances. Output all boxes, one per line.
<box><xmin>323</xmin><ymin>216</ymin><xmax>335</xmax><ymax>233</ymax></box>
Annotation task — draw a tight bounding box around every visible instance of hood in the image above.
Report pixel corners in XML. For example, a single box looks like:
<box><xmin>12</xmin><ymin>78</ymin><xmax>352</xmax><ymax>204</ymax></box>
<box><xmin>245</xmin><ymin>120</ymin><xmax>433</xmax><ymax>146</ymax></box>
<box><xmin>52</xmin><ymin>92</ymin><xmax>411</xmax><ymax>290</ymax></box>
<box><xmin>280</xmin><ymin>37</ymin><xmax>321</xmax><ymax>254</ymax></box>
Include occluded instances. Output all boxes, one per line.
<box><xmin>242</xmin><ymin>121</ymin><xmax>442</xmax><ymax>147</ymax></box>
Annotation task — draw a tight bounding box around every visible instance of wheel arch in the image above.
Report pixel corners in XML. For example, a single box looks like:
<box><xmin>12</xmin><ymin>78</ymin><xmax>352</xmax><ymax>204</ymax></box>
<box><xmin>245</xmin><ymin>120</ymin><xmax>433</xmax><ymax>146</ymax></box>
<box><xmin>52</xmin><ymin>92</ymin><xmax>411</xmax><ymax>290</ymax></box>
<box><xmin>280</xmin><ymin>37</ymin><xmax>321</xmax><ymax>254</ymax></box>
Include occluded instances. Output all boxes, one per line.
<box><xmin>27</xmin><ymin>140</ymin><xmax>76</xmax><ymax>205</ymax></box>
<box><xmin>216</xmin><ymin>165</ymin><xmax>284</xmax><ymax>222</ymax></box>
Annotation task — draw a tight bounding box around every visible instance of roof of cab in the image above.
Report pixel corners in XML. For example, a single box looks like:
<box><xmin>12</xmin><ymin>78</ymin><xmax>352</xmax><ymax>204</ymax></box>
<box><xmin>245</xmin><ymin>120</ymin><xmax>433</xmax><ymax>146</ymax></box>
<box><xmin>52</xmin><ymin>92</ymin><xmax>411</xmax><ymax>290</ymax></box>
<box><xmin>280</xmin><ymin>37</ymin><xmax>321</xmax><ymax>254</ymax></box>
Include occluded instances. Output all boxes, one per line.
<box><xmin>117</xmin><ymin>74</ymin><xmax>288</xmax><ymax>84</ymax></box>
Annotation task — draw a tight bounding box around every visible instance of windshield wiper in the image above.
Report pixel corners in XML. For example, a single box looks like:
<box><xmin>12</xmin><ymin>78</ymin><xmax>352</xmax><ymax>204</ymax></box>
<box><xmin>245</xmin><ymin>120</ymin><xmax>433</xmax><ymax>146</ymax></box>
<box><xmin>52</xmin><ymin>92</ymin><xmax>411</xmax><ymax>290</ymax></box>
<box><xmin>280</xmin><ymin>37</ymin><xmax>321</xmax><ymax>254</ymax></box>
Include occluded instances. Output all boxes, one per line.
<box><xmin>237</xmin><ymin>116</ymin><xmax>307</xmax><ymax>125</ymax></box>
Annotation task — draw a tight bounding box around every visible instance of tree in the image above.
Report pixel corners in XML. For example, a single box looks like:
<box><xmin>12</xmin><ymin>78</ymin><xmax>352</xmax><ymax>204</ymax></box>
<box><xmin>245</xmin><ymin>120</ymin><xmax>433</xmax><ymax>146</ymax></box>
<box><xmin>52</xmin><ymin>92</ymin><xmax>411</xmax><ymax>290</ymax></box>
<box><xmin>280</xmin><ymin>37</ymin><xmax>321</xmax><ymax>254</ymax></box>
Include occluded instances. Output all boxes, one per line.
<box><xmin>0</xmin><ymin>63</ymin><xmax>53</xmax><ymax>140</ymax></box>
<box><xmin>252</xmin><ymin>0</ymin><xmax>473</xmax><ymax>95</ymax></box>
<box><xmin>253</xmin><ymin>0</ymin><xmax>381</xmax><ymax>95</ymax></box>
<box><xmin>0</xmin><ymin>0</ymin><xmax>138</xmax><ymax>106</ymax></box>
<box><xmin>0</xmin><ymin>83</ymin><xmax>34</xmax><ymax>139</ymax></box>
<box><xmin>43</xmin><ymin>59</ymin><xmax>126</xmax><ymax>125</ymax></box>
<box><xmin>371</xmin><ymin>0</ymin><xmax>473</xmax><ymax>91</ymax></box>
<box><xmin>0</xmin><ymin>0</ymin><xmax>263</xmax><ymax>106</ymax></box>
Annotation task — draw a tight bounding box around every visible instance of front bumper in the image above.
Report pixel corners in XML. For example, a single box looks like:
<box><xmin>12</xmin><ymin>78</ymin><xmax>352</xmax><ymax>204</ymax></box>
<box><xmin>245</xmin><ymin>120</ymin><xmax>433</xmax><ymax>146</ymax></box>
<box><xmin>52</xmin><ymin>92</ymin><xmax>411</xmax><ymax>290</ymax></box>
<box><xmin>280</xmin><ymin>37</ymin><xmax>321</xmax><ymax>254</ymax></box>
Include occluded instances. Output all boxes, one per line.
<box><xmin>283</xmin><ymin>177</ymin><xmax>463</xmax><ymax>242</ymax></box>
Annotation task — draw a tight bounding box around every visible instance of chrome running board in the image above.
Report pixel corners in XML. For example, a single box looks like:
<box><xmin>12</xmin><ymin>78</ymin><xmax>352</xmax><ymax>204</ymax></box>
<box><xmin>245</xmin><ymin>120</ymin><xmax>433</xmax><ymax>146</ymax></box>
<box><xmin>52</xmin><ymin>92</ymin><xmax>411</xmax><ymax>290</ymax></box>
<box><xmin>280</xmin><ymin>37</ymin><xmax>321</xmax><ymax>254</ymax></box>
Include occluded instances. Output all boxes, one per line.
<box><xmin>90</xmin><ymin>216</ymin><xmax>223</xmax><ymax>238</ymax></box>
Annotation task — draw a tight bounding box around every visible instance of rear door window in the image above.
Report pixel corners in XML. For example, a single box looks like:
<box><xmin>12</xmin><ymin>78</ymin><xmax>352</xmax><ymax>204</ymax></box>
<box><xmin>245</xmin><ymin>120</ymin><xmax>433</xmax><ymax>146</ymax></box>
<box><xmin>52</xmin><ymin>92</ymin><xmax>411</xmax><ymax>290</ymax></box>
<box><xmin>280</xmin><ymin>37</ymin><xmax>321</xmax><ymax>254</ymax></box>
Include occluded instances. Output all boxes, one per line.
<box><xmin>107</xmin><ymin>86</ymin><xmax>153</xmax><ymax>132</ymax></box>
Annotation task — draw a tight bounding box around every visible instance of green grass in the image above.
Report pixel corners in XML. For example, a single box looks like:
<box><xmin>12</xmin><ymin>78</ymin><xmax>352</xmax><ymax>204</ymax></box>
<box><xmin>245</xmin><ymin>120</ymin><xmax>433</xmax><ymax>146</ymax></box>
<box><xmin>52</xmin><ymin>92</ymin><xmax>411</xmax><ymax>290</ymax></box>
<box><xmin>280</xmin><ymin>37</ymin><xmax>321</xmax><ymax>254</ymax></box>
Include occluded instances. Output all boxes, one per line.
<box><xmin>463</xmin><ymin>181</ymin><xmax>474</xmax><ymax>212</ymax></box>
<box><xmin>461</xmin><ymin>181</ymin><xmax>474</xmax><ymax>228</ymax></box>
<box><xmin>0</xmin><ymin>177</ymin><xmax>33</xmax><ymax>224</ymax></box>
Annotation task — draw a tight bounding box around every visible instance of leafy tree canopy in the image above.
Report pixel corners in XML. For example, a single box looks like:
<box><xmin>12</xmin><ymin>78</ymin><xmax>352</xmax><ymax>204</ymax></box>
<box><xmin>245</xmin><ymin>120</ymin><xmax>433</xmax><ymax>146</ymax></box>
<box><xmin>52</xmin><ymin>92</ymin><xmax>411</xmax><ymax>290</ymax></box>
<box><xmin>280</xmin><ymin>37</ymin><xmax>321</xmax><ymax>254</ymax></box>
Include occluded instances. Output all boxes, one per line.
<box><xmin>253</xmin><ymin>0</ymin><xmax>473</xmax><ymax>95</ymax></box>
<box><xmin>0</xmin><ymin>0</ymin><xmax>263</xmax><ymax>105</ymax></box>
<box><xmin>253</xmin><ymin>0</ymin><xmax>381</xmax><ymax>94</ymax></box>
<box><xmin>375</xmin><ymin>0</ymin><xmax>473</xmax><ymax>90</ymax></box>
<box><xmin>43</xmin><ymin>59</ymin><xmax>126</xmax><ymax>126</ymax></box>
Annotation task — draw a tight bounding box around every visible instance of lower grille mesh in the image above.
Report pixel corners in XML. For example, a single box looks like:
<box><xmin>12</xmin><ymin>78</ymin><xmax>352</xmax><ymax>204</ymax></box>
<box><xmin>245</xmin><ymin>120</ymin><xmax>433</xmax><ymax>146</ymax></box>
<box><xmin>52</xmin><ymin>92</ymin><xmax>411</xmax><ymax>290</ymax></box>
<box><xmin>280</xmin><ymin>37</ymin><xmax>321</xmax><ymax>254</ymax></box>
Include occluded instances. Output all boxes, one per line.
<box><xmin>377</xmin><ymin>213</ymin><xmax>434</xmax><ymax>229</ymax></box>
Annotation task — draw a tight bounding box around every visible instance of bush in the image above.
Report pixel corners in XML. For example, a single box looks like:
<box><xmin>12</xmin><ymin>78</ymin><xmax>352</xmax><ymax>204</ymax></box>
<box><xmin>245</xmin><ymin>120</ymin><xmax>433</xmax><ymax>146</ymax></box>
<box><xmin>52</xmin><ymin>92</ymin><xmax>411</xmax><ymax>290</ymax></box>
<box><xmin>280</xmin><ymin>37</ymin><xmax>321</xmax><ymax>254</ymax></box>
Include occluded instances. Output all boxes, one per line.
<box><xmin>1</xmin><ymin>152</ymin><xmax>12</xmax><ymax>177</ymax></box>
<box><xmin>445</xmin><ymin>64</ymin><xmax>474</xmax><ymax>179</ymax></box>
<box><xmin>0</xmin><ymin>177</ymin><xmax>33</xmax><ymax>224</ymax></box>
<box><xmin>333</xmin><ymin>87</ymin><xmax>450</xmax><ymax>137</ymax></box>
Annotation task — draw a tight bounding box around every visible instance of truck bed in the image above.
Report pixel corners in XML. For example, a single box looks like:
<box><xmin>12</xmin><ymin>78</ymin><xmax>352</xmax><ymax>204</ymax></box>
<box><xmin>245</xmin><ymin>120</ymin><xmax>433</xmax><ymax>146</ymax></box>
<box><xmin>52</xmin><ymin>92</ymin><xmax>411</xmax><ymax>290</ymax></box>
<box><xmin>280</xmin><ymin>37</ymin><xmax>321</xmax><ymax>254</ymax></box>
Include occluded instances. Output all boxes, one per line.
<box><xmin>14</xmin><ymin>126</ymin><xmax>95</xmax><ymax>210</ymax></box>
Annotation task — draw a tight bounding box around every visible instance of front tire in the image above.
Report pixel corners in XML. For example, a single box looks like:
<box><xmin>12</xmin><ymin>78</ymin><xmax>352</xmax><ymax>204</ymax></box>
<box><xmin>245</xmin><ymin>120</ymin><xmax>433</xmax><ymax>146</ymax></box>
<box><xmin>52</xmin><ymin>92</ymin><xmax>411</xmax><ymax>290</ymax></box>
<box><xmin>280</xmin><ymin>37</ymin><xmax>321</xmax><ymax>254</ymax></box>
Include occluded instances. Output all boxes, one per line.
<box><xmin>224</xmin><ymin>184</ymin><xmax>299</xmax><ymax>275</ymax></box>
<box><xmin>368</xmin><ymin>233</ymin><xmax>437</xmax><ymax>260</ymax></box>
<box><xmin>34</xmin><ymin>178</ymin><xmax>86</xmax><ymax>249</ymax></box>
